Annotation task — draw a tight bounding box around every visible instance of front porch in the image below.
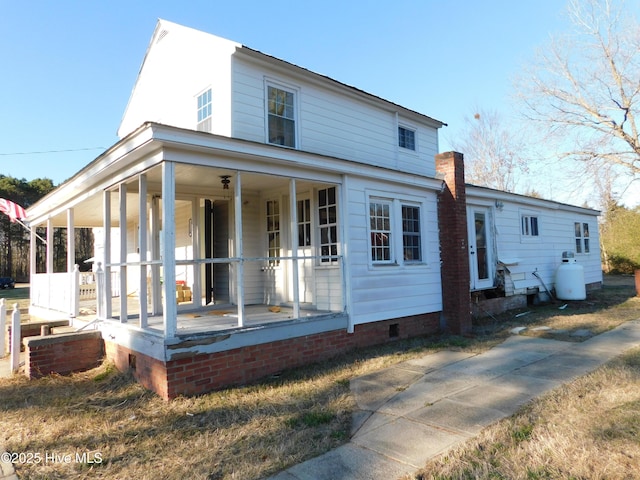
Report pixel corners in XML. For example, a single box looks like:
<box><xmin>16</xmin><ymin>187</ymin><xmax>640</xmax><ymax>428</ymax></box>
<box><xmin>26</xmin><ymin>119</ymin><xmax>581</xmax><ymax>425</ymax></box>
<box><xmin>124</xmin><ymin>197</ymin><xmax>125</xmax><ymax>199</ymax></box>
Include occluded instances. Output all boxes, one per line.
<box><xmin>28</xmin><ymin>146</ymin><xmax>349</xmax><ymax>346</ymax></box>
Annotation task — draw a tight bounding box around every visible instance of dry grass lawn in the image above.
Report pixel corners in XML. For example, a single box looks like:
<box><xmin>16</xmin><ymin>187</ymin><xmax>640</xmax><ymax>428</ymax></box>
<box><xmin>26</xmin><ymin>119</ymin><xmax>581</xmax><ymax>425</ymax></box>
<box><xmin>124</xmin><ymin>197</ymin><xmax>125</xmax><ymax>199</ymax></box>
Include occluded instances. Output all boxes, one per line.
<box><xmin>408</xmin><ymin>347</ymin><xmax>640</xmax><ymax>480</ymax></box>
<box><xmin>1</xmin><ymin>276</ymin><xmax>639</xmax><ymax>479</ymax></box>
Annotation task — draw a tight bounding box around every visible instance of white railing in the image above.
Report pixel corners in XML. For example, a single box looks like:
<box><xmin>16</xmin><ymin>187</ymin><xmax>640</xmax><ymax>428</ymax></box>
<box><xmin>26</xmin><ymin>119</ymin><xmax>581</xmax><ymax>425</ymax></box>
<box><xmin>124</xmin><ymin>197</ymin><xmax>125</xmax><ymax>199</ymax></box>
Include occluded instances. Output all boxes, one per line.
<box><xmin>0</xmin><ymin>300</ymin><xmax>21</xmax><ymax>373</ymax></box>
<box><xmin>31</xmin><ymin>269</ymin><xmax>77</xmax><ymax>317</ymax></box>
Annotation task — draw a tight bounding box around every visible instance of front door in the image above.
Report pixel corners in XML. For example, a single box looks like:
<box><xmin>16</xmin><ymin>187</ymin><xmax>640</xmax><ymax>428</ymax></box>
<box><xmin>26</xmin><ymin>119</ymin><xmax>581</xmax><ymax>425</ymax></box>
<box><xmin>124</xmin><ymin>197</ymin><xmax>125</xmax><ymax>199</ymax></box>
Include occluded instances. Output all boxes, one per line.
<box><xmin>467</xmin><ymin>206</ymin><xmax>494</xmax><ymax>290</ymax></box>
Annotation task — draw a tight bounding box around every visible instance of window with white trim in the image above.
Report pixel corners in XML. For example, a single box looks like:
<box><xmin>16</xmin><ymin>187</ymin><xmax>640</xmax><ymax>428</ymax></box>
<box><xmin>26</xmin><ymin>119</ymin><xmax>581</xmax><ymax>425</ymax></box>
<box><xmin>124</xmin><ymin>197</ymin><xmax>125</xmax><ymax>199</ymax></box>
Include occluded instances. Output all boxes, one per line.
<box><xmin>197</xmin><ymin>89</ymin><xmax>212</xmax><ymax>132</ymax></box>
<box><xmin>402</xmin><ymin>205</ymin><xmax>422</xmax><ymax>262</ymax></box>
<box><xmin>297</xmin><ymin>199</ymin><xmax>311</xmax><ymax>247</ymax></box>
<box><xmin>318</xmin><ymin>187</ymin><xmax>338</xmax><ymax>263</ymax></box>
<box><xmin>521</xmin><ymin>215</ymin><xmax>539</xmax><ymax>237</ymax></box>
<box><xmin>267</xmin><ymin>85</ymin><xmax>296</xmax><ymax>147</ymax></box>
<box><xmin>370</xmin><ymin>200</ymin><xmax>392</xmax><ymax>263</ymax></box>
<box><xmin>266</xmin><ymin>200</ymin><xmax>280</xmax><ymax>266</ymax></box>
<box><xmin>369</xmin><ymin>197</ymin><xmax>424</xmax><ymax>265</ymax></box>
<box><xmin>575</xmin><ymin>222</ymin><xmax>590</xmax><ymax>254</ymax></box>
<box><xmin>398</xmin><ymin>126</ymin><xmax>416</xmax><ymax>151</ymax></box>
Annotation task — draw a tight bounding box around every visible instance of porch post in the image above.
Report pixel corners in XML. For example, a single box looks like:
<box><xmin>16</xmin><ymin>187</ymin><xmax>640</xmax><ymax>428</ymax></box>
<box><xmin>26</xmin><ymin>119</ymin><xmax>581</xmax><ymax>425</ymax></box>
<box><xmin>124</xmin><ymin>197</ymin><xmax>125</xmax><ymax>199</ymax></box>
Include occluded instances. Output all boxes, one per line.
<box><xmin>138</xmin><ymin>174</ymin><xmax>148</xmax><ymax>328</ymax></box>
<box><xmin>30</xmin><ymin>224</ymin><xmax>36</xmax><ymax>277</ymax></box>
<box><xmin>234</xmin><ymin>173</ymin><xmax>244</xmax><ymax>327</ymax></box>
<box><xmin>119</xmin><ymin>183</ymin><xmax>128</xmax><ymax>323</ymax></box>
<box><xmin>66</xmin><ymin>208</ymin><xmax>75</xmax><ymax>272</ymax></box>
<box><xmin>289</xmin><ymin>179</ymin><xmax>300</xmax><ymax>318</ymax></box>
<box><xmin>46</xmin><ymin>219</ymin><xmax>54</xmax><ymax>274</ymax></box>
<box><xmin>340</xmin><ymin>175</ymin><xmax>354</xmax><ymax>332</ymax></box>
<box><xmin>103</xmin><ymin>190</ymin><xmax>112</xmax><ymax>319</ymax></box>
<box><xmin>67</xmin><ymin>208</ymin><xmax>79</xmax><ymax>318</ymax></box>
<box><xmin>162</xmin><ymin>161</ymin><xmax>177</xmax><ymax>337</ymax></box>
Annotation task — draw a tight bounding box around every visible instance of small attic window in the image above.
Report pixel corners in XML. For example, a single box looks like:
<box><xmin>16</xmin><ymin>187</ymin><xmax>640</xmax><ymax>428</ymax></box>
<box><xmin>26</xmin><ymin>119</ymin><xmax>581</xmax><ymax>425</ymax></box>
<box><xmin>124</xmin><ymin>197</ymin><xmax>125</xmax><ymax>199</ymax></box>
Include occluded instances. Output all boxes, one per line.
<box><xmin>156</xmin><ymin>29</ymin><xmax>169</xmax><ymax>43</ymax></box>
<box><xmin>398</xmin><ymin>126</ymin><xmax>416</xmax><ymax>151</ymax></box>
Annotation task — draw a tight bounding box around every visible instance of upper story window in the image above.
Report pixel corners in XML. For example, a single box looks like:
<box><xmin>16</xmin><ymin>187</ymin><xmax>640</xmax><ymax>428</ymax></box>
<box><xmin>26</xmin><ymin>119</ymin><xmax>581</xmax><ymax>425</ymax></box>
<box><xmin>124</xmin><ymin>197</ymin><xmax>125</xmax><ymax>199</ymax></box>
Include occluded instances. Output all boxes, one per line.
<box><xmin>197</xmin><ymin>88</ymin><xmax>212</xmax><ymax>132</ymax></box>
<box><xmin>398</xmin><ymin>126</ymin><xmax>416</xmax><ymax>151</ymax></box>
<box><xmin>575</xmin><ymin>222</ymin><xmax>590</xmax><ymax>254</ymax></box>
<box><xmin>521</xmin><ymin>215</ymin><xmax>539</xmax><ymax>237</ymax></box>
<box><xmin>267</xmin><ymin>85</ymin><xmax>296</xmax><ymax>148</ymax></box>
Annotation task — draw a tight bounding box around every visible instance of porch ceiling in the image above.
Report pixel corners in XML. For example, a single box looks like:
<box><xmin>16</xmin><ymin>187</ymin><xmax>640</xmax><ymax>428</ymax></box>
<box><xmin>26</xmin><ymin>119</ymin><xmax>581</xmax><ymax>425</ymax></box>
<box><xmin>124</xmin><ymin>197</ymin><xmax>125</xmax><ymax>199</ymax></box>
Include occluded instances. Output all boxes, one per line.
<box><xmin>46</xmin><ymin>163</ymin><xmax>326</xmax><ymax>228</ymax></box>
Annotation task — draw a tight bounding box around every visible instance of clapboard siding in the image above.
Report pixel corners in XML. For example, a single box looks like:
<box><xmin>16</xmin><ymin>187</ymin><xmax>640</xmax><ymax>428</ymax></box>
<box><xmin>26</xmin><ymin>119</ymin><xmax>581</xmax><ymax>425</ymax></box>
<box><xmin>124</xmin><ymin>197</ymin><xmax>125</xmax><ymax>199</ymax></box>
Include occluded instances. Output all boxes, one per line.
<box><xmin>240</xmin><ymin>192</ymin><xmax>264</xmax><ymax>304</ymax></box>
<box><xmin>346</xmin><ymin>177</ymin><xmax>442</xmax><ymax>325</ymax></box>
<box><xmin>231</xmin><ymin>57</ymin><xmax>439</xmax><ymax>177</ymax></box>
<box><xmin>468</xmin><ymin>188</ymin><xmax>602</xmax><ymax>294</ymax></box>
<box><xmin>119</xmin><ymin>20</ymin><xmax>237</xmax><ymax>139</ymax></box>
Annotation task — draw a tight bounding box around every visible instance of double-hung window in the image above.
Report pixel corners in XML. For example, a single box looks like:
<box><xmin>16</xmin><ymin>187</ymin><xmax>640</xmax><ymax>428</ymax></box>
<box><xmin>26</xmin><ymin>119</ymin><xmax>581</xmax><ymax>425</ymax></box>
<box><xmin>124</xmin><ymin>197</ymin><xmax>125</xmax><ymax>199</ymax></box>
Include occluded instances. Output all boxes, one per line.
<box><xmin>266</xmin><ymin>200</ymin><xmax>281</xmax><ymax>266</ymax></box>
<box><xmin>369</xmin><ymin>198</ymin><xmax>423</xmax><ymax>265</ymax></box>
<box><xmin>197</xmin><ymin>88</ymin><xmax>212</xmax><ymax>132</ymax></box>
<box><xmin>267</xmin><ymin>85</ymin><xmax>296</xmax><ymax>147</ymax></box>
<box><xmin>575</xmin><ymin>222</ymin><xmax>590</xmax><ymax>254</ymax></box>
<box><xmin>398</xmin><ymin>126</ymin><xmax>416</xmax><ymax>151</ymax></box>
<box><xmin>318</xmin><ymin>187</ymin><xmax>338</xmax><ymax>263</ymax></box>
<box><xmin>370</xmin><ymin>200</ymin><xmax>392</xmax><ymax>263</ymax></box>
<box><xmin>521</xmin><ymin>215</ymin><xmax>539</xmax><ymax>237</ymax></box>
<box><xmin>402</xmin><ymin>205</ymin><xmax>422</xmax><ymax>262</ymax></box>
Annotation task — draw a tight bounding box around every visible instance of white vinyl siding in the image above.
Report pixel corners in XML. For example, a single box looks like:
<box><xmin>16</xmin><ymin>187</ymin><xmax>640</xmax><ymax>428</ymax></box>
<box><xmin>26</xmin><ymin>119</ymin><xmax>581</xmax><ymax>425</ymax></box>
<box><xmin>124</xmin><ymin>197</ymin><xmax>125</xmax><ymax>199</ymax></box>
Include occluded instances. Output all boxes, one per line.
<box><xmin>467</xmin><ymin>188</ymin><xmax>601</xmax><ymax>296</ymax></box>
<box><xmin>118</xmin><ymin>20</ymin><xmax>237</xmax><ymax>138</ymax></box>
<box><xmin>348</xmin><ymin>178</ymin><xmax>441</xmax><ymax>326</ymax></box>
<box><xmin>231</xmin><ymin>57</ymin><xmax>439</xmax><ymax>177</ymax></box>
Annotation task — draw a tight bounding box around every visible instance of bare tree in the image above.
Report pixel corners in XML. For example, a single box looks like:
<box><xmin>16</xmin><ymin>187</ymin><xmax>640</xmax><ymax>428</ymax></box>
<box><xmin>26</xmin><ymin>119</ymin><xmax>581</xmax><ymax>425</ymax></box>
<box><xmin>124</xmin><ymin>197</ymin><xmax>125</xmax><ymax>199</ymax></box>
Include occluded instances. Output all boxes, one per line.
<box><xmin>451</xmin><ymin>108</ymin><xmax>529</xmax><ymax>192</ymax></box>
<box><xmin>518</xmin><ymin>0</ymin><xmax>640</xmax><ymax>196</ymax></box>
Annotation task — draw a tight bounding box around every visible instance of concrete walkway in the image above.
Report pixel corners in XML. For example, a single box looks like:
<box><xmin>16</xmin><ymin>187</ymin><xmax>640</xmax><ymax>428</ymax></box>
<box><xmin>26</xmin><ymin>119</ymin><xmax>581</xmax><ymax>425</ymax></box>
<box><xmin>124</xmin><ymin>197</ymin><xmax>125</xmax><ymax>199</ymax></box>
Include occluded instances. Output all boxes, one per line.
<box><xmin>267</xmin><ymin>319</ymin><xmax>640</xmax><ymax>480</ymax></box>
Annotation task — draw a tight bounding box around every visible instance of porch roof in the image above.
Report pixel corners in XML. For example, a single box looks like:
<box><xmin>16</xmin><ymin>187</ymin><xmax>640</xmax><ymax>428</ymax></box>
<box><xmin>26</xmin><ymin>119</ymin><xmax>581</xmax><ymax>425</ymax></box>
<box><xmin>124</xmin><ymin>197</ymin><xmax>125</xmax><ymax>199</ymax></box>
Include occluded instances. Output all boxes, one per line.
<box><xmin>26</xmin><ymin>122</ymin><xmax>443</xmax><ymax>227</ymax></box>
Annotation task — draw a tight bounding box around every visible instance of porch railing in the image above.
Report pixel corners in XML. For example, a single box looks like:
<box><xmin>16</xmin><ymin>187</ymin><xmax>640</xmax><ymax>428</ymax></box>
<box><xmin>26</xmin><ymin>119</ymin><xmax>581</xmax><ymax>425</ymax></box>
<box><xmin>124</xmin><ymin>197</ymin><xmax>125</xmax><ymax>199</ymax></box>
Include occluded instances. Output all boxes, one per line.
<box><xmin>30</xmin><ymin>265</ymin><xmax>121</xmax><ymax>319</ymax></box>
<box><xmin>93</xmin><ymin>254</ymin><xmax>346</xmax><ymax>334</ymax></box>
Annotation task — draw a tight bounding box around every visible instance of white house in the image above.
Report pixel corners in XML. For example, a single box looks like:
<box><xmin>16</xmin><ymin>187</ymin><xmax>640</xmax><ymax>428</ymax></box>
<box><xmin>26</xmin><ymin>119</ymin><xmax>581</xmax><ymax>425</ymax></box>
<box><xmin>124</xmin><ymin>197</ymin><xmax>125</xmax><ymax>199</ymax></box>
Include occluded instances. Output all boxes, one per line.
<box><xmin>25</xmin><ymin>20</ymin><xmax>601</xmax><ymax>399</ymax></box>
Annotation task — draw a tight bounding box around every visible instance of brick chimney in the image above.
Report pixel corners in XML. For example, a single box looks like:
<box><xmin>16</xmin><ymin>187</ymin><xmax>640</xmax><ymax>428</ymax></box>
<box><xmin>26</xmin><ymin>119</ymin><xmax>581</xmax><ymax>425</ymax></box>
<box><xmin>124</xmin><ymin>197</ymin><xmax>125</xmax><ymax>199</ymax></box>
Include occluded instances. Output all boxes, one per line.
<box><xmin>436</xmin><ymin>151</ymin><xmax>472</xmax><ymax>334</ymax></box>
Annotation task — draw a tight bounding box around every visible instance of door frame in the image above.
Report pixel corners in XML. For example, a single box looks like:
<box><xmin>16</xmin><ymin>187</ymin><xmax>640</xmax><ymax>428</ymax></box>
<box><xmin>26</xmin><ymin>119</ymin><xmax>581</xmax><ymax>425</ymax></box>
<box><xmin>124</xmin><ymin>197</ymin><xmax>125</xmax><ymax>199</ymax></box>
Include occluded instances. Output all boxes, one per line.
<box><xmin>467</xmin><ymin>204</ymin><xmax>495</xmax><ymax>291</ymax></box>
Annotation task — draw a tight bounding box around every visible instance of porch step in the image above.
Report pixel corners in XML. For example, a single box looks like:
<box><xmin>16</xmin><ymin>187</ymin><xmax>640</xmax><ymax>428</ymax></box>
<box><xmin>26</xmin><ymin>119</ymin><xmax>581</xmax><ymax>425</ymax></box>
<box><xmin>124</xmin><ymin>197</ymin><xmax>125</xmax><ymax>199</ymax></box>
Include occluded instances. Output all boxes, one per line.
<box><xmin>50</xmin><ymin>326</ymin><xmax>77</xmax><ymax>335</ymax></box>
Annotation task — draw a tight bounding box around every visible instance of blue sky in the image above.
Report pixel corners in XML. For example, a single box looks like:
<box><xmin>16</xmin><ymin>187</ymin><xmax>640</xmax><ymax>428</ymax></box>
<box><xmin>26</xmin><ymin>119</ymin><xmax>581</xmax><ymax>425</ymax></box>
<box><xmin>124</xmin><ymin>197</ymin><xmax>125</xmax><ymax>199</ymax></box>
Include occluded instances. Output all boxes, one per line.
<box><xmin>1</xmin><ymin>1</ymin><xmax>572</xmax><ymax>191</ymax></box>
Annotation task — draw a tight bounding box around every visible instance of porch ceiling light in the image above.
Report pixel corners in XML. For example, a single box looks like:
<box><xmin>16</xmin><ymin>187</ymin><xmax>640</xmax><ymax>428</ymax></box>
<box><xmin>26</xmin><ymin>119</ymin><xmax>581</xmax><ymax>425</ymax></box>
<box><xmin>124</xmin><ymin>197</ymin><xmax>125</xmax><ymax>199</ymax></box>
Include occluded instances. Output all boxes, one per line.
<box><xmin>220</xmin><ymin>175</ymin><xmax>231</xmax><ymax>190</ymax></box>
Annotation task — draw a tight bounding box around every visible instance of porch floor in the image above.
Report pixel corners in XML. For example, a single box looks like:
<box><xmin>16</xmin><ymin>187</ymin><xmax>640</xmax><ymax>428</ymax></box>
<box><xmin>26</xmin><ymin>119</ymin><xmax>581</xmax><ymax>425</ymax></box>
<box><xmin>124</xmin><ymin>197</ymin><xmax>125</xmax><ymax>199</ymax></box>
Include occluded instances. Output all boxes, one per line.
<box><xmin>76</xmin><ymin>298</ymin><xmax>339</xmax><ymax>337</ymax></box>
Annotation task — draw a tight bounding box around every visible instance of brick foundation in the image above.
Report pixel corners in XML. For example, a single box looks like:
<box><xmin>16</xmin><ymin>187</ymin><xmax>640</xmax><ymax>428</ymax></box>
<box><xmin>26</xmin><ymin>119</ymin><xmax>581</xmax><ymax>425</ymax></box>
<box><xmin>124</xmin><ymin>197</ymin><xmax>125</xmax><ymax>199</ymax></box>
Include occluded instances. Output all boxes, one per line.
<box><xmin>6</xmin><ymin>319</ymin><xmax>70</xmax><ymax>353</ymax></box>
<box><xmin>436</xmin><ymin>151</ymin><xmax>472</xmax><ymax>334</ymax></box>
<box><xmin>106</xmin><ymin>313</ymin><xmax>439</xmax><ymax>400</ymax></box>
<box><xmin>23</xmin><ymin>331</ymin><xmax>104</xmax><ymax>378</ymax></box>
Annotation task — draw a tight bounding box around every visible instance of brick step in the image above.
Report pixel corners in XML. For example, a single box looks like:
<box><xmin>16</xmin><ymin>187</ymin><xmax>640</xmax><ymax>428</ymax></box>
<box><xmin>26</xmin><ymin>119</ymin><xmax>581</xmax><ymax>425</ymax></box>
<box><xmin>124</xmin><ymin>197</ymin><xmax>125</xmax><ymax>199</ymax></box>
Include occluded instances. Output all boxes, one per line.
<box><xmin>50</xmin><ymin>326</ymin><xmax>77</xmax><ymax>335</ymax></box>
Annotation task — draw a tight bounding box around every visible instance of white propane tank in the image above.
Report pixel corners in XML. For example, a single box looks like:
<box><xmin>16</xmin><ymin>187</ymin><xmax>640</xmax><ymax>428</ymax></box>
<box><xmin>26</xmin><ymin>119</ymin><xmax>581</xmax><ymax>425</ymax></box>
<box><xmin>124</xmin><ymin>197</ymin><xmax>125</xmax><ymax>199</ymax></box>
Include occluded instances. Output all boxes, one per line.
<box><xmin>555</xmin><ymin>251</ymin><xmax>586</xmax><ymax>300</ymax></box>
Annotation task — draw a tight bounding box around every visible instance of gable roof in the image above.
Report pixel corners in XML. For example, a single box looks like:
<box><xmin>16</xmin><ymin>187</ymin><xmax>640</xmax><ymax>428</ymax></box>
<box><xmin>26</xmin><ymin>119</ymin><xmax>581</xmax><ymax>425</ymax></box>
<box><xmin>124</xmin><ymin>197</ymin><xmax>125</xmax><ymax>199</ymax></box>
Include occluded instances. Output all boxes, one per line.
<box><xmin>119</xmin><ymin>19</ymin><xmax>446</xmax><ymax>137</ymax></box>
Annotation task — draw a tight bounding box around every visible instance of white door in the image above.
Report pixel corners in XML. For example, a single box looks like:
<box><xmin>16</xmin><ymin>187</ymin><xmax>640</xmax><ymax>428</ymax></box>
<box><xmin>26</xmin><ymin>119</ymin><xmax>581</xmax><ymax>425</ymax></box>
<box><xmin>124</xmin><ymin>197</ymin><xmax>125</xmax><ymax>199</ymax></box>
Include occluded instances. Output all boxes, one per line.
<box><xmin>467</xmin><ymin>206</ymin><xmax>494</xmax><ymax>290</ymax></box>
